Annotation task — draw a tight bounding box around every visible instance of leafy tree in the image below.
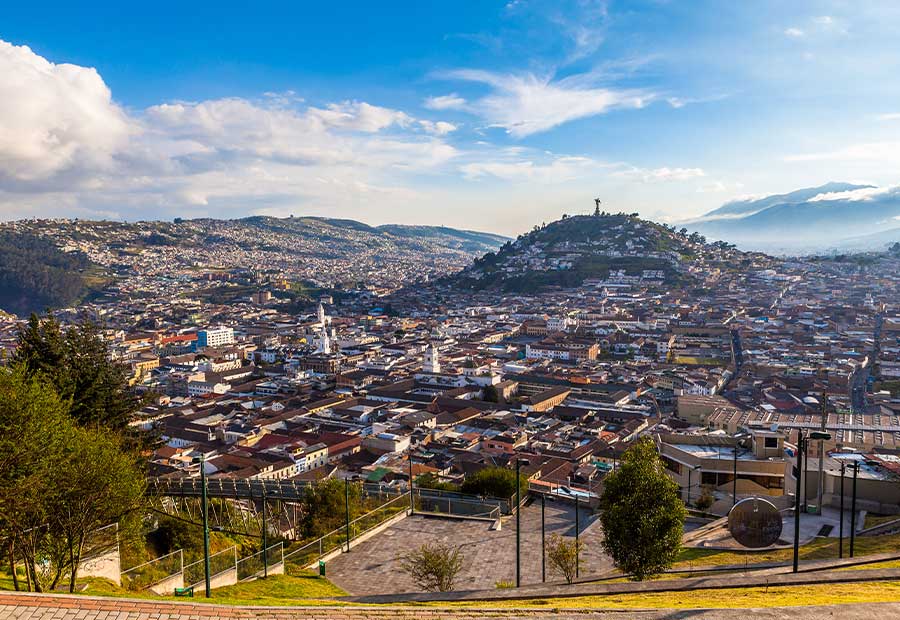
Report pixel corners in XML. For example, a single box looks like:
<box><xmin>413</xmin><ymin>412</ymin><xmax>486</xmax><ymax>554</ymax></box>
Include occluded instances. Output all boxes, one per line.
<box><xmin>0</xmin><ymin>366</ymin><xmax>146</xmax><ymax>592</ymax></box>
<box><xmin>398</xmin><ymin>542</ymin><xmax>464</xmax><ymax>592</ymax></box>
<box><xmin>0</xmin><ymin>366</ymin><xmax>72</xmax><ymax>591</ymax></box>
<box><xmin>545</xmin><ymin>533</ymin><xmax>583</xmax><ymax>584</ymax></box>
<box><xmin>460</xmin><ymin>466</ymin><xmax>529</xmax><ymax>499</ymax></box>
<box><xmin>415</xmin><ymin>472</ymin><xmax>460</xmax><ymax>493</ymax></box>
<box><xmin>299</xmin><ymin>478</ymin><xmax>362</xmax><ymax>539</ymax></box>
<box><xmin>599</xmin><ymin>437</ymin><xmax>686</xmax><ymax>580</ymax></box>
<box><xmin>13</xmin><ymin>314</ymin><xmax>142</xmax><ymax>430</ymax></box>
<box><xmin>482</xmin><ymin>384</ymin><xmax>499</xmax><ymax>403</ymax></box>
<box><xmin>51</xmin><ymin>426</ymin><xmax>146</xmax><ymax>591</ymax></box>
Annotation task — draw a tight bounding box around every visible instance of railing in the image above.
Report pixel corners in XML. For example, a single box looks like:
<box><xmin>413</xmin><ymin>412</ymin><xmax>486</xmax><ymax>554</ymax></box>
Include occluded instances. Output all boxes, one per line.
<box><xmin>283</xmin><ymin>493</ymin><xmax>410</xmax><ymax>570</ymax></box>
<box><xmin>184</xmin><ymin>546</ymin><xmax>237</xmax><ymax>587</ymax></box>
<box><xmin>414</xmin><ymin>491</ymin><xmax>502</xmax><ymax>520</ymax></box>
<box><xmin>121</xmin><ymin>549</ymin><xmax>183</xmax><ymax>591</ymax></box>
<box><xmin>82</xmin><ymin>522</ymin><xmax>119</xmax><ymax>560</ymax></box>
<box><xmin>237</xmin><ymin>543</ymin><xmax>284</xmax><ymax>581</ymax></box>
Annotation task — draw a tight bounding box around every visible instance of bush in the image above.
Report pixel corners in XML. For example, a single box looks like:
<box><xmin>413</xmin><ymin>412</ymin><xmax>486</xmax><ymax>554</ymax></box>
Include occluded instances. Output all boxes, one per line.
<box><xmin>545</xmin><ymin>534</ymin><xmax>583</xmax><ymax>584</ymax></box>
<box><xmin>695</xmin><ymin>487</ymin><xmax>715</xmax><ymax>512</ymax></box>
<box><xmin>398</xmin><ymin>542</ymin><xmax>464</xmax><ymax>592</ymax></box>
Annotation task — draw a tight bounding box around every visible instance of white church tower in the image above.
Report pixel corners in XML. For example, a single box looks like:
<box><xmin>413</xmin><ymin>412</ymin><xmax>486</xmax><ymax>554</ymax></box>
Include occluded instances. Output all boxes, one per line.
<box><xmin>423</xmin><ymin>343</ymin><xmax>440</xmax><ymax>374</ymax></box>
<box><xmin>316</xmin><ymin>326</ymin><xmax>331</xmax><ymax>354</ymax></box>
<box><xmin>317</xmin><ymin>302</ymin><xmax>330</xmax><ymax>326</ymax></box>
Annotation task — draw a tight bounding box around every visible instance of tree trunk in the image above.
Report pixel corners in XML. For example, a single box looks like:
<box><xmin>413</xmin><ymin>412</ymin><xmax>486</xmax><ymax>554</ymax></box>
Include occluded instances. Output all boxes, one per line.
<box><xmin>8</xmin><ymin>539</ymin><xmax>20</xmax><ymax>591</ymax></box>
<box><xmin>68</xmin><ymin>537</ymin><xmax>85</xmax><ymax>593</ymax></box>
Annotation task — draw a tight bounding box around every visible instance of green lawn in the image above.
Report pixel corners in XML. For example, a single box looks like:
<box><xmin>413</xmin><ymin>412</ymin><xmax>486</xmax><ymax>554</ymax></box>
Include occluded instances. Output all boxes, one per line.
<box><xmin>0</xmin><ymin>572</ymin><xmax>347</xmax><ymax>606</ymax></box>
<box><xmin>435</xmin><ymin>581</ymin><xmax>900</xmax><ymax>610</ymax></box>
<box><xmin>674</xmin><ymin>532</ymin><xmax>900</xmax><ymax>570</ymax></box>
<box><xmin>865</xmin><ymin>514</ymin><xmax>900</xmax><ymax>530</ymax></box>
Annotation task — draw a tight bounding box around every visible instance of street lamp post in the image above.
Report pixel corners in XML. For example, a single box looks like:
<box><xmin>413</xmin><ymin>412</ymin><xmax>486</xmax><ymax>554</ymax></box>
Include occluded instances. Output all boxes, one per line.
<box><xmin>345</xmin><ymin>477</ymin><xmax>351</xmax><ymax>553</ymax></box>
<box><xmin>541</xmin><ymin>494</ymin><xmax>546</xmax><ymax>583</ymax></box>
<box><xmin>262</xmin><ymin>486</ymin><xmax>268</xmax><ymax>578</ymax></box>
<box><xmin>792</xmin><ymin>433</ymin><xmax>806</xmax><ymax>573</ymax></box>
<box><xmin>515</xmin><ymin>458</ymin><xmax>522</xmax><ymax>588</ymax></box>
<box><xmin>839</xmin><ymin>462</ymin><xmax>846</xmax><ymax>559</ymax></box>
<box><xmin>575</xmin><ymin>495</ymin><xmax>580</xmax><ymax>579</ymax></box>
<box><xmin>200</xmin><ymin>454</ymin><xmax>211</xmax><ymax>598</ymax></box>
<box><xmin>850</xmin><ymin>461</ymin><xmax>859</xmax><ymax>558</ymax></box>
<box><xmin>732</xmin><ymin>441</ymin><xmax>738</xmax><ymax>508</ymax></box>
<box><xmin>408</xmin><ymin>458</ymin><xmax>414</xmax><ymax>515</ymax></box>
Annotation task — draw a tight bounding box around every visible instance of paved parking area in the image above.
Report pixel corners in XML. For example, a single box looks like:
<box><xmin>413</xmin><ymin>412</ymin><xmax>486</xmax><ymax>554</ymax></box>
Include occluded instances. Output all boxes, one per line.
<box><xmin>325</xmin><ymin>500</ymin><xmax>614</xmax><ymax>595</ymax></box>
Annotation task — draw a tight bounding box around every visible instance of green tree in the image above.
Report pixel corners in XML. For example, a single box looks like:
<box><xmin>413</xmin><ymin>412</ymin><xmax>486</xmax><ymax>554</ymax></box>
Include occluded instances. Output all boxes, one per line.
<box><xmin>13</xmin><ymin>314</ymin><xmax>142</xmax><ymax>430</ymax></box>
<box><xmin>460</xmin><ymin>466</ymin><xmax>529</xmax><ymax>499</ymax></box>
<box><xmin>51</xmin><ymin>426</ymin><xmax>146</xmax><ymax>591</ymax></box>
<box><xmin>0</xmin><ymin>366</ymin><xmax>73</xmax><ymax>591</ymax></box>
<box><xmin>299</xmin><ymin>478</ymin><xmax>362</xmax><ymax>539</ymax></box>
<box><xmin>0</xmin><ymin>366</ymin><xmax>146</xmax><ymax>592</ymax></box>
<box><xmin>599</xmin><ymin>438</ymin><xmax>686</xmax><ymax>580</ymax></box>
<box><xmin>415</xmin><ymin>473</ymin><xmax>460</xmax><ymax>493</ymax></box>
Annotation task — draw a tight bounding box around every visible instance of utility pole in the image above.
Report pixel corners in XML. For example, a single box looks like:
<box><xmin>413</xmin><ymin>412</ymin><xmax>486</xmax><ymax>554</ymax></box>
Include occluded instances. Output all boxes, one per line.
<box><xmin>200</xmin><ymin>454</ymin><xmax>211</xmax><ymax>598</ymax></box>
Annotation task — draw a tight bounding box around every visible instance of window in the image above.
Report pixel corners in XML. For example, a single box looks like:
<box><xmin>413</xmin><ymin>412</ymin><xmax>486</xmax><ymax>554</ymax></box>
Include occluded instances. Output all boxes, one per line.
<box><xmin>764</xmin><ymin>437</ymin><xmax>778</xmax><ymax>449</ymax></box>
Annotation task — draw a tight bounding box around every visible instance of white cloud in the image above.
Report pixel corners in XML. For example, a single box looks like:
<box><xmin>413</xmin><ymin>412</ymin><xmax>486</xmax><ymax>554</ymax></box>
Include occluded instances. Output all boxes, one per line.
<box><xmin>876</xmin><ymin>112</ymin><xmax>900</xmax><ymax>121</ymax></box>
<box><xmin>784</xmin><ymin>27</ymin><xmax>805</xmax><ymax>38</ymax></box>
<box><xmin>613</xmin><ymin>166</ymin><xmax>706</xmax><ymax>182</ymax></box>
<box><xmin>0</xmin><ymin>38</ymin><xmax>463</xmax><ymax>221</ymax></box>
<box><xmin>438</xmin><ymin>69</ymin><xmax>651</xmax><ymax>137</ymax></box>
<box><xmin>461</xmin><ymin>154</ymin><xmax>601</xmax><ymax>182</ymax></box>
<box><xmin>785</xmin><ymin>142</ymin><xmax>900</xmax><ymax>164</ymax></box>
<box><xmin>418</xmin><ymin>120</ymin><xmax>457</xmax><ymax>136</ymax></box>
<box><xmin>424</xmin><ymin>94</ymin><xmax>467</xmax><ymax>110</ymax></box>
<box><xmin>0</xmin><ymin>40</ymin><xmax>132</xmax><ymax>184</ymax></box>
<box><xmin>807</xmin><ymin>186</ymin><xmax>893</xmax><ymax>202</ymax></box>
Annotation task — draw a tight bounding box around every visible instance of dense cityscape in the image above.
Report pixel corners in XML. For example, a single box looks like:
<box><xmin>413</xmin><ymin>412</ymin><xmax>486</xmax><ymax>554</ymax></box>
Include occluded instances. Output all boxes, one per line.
<box><xmin>5</xmin><ymin>1</ymin><xmax>900</xmax><ymax>617</ymax></box>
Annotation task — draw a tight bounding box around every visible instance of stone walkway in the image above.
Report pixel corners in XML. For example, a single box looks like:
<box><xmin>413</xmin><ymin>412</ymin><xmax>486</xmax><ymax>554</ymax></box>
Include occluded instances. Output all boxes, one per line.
<box><xmin>325</xmin><ymin>501</ymin><xmax>613</xmax><ymax>595</ymax></box>
<box><xmin>2</xmin><ymin>593</ymin><xmax>900</xmax><ymax>620</ymax></box>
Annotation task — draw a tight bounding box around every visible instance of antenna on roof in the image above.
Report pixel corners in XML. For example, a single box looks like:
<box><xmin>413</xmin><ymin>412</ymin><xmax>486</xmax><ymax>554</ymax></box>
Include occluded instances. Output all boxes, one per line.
<box><xmin>594</xmin><ymin>198</ymin><xmax>602</xmax><ymax>217</ymax></box>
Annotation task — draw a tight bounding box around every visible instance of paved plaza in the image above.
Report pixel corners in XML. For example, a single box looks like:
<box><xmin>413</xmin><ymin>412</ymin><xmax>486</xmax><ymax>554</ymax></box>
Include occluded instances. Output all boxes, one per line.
<box><xmin>325</xmin><ymin>500</ymin><xmax>614</xmax><ymax>595</ymax></box>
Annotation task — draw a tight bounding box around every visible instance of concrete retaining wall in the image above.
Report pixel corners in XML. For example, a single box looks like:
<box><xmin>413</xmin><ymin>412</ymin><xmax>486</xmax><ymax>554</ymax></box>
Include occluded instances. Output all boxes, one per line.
<box><xmin>147</xmin><ymin>572</ymin><xmax>184</xmax><ymax>596</ymax></box>
<box><xmin>80</xmin><ymin>549</ymin><xmax>121</xmax><ymax>585</ymax></box>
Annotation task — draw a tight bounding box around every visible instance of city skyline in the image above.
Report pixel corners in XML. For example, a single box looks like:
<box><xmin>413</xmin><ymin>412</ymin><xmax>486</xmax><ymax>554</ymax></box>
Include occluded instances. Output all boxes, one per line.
<box><xmin>2</xmin><ymin>1</ymin><xmax>900</xmax><ymax>235</ymax></box>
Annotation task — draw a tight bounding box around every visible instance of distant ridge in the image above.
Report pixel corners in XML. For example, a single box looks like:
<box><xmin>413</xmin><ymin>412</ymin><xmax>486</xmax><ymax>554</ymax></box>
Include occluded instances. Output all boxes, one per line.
<box><xmin>687</xmin><ymin>182</ymin><xmax>900</xmax><ymax>252</ymax></box>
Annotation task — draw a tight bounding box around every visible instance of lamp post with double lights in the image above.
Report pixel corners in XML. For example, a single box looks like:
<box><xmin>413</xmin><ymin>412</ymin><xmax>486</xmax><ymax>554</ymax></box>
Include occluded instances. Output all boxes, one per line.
<box><xmin>793</xmin><ymin>430</ymin><xmax>830</xmax><ymax>573</ymax></box>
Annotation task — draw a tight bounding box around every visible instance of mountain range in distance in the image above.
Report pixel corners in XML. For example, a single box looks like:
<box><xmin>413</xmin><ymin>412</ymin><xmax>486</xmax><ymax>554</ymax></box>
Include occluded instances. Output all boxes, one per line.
<box><xmin>685</xmin><ymin>182</ymin><xmax>900</xmax><ymax>254</ymax></box>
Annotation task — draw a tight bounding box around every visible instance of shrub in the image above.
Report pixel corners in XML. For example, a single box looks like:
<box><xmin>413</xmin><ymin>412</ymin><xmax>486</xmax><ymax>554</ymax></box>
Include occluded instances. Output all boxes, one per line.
<box><xmin>545</xmin><ymin>534</ymin><xmax>583</xmax><ymax>584</ymax></box>
<box><xmin>398</xmin><ymin>542</ymin><xmax>464</xmax><ymax>592</ymax></box>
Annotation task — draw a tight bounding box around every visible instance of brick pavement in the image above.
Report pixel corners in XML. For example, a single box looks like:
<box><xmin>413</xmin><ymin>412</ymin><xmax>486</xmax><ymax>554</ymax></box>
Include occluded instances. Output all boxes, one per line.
<box><xmin>2</xmin><ymin>592</ymin><xmax>900</xmax><ymax>620</ymax></box>
<box><xmin>325</xmin><ymin>501</ymin><xmax>613</xmax><ymax>595</ymax></box>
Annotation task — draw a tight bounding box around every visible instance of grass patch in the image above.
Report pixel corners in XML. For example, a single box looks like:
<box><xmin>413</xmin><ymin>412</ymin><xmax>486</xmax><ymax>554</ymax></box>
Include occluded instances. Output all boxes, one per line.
<box><xmin>865</xmin><ymin>514</ymin><xmax>900</xmax><ymax>529</ymax></box>
<box><xmin>438</xmin><ymin>581</ymin><xmax>900</xmax><ymax>610</ymax></box>
<box><xmin>0</xmin><ymin>572</ymin><xmax>347</xmax><ymax>607</ymax></box>
<box><xmin>675</xmin><ymin>532</ymin><xmax>900</xmax><ymax>570</ymax></box>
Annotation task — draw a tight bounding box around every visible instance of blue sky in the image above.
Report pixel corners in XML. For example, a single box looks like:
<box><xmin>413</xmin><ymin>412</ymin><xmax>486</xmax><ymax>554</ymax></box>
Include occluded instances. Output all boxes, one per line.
<box><xmin>2</xmin><ymin>1</ymin><xmax>899</xmax><ymax>234</ymax></box>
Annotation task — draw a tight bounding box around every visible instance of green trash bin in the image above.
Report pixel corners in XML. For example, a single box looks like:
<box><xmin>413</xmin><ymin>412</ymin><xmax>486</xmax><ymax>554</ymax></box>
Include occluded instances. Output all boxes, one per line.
<box><xmin>319</xmin><ymin>560</ymin><xmax>326</xmax><ymax>577</ymax></box>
